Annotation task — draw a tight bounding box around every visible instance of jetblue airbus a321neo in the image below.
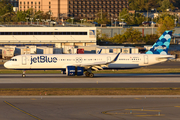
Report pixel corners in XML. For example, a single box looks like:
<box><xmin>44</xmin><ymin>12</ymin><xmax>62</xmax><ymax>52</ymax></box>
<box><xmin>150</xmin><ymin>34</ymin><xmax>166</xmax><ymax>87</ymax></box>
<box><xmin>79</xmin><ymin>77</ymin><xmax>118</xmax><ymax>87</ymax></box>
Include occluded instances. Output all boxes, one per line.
<box><xmin>4</xmin><ymin>30</ymin><xmax>175</xmax><ymax>77</ymax></box>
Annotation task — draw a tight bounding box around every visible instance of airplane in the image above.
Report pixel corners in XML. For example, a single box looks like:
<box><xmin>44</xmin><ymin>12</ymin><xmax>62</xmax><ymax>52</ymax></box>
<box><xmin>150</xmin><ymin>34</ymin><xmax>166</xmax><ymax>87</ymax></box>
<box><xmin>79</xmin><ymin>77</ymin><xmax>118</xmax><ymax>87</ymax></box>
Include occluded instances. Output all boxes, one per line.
<box><xmin>4</xmin><ymin>30</ymin><xmax>175</xmax><ymax>78</ymax></box>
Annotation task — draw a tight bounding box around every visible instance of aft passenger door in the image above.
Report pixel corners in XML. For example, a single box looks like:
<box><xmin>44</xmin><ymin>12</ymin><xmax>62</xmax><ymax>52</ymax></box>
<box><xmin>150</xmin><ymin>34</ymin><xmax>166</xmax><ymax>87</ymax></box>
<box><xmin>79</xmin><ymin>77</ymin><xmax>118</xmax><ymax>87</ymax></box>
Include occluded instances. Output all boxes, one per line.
<box><xmin>22</xmin><ymin>56</ymin><xmax>27</xmax><ymax>65</ymax></box>
<box><xmin>144</xmin><ymin>55</ymin><xmax>148</xmax><ymax>64</ymax></box>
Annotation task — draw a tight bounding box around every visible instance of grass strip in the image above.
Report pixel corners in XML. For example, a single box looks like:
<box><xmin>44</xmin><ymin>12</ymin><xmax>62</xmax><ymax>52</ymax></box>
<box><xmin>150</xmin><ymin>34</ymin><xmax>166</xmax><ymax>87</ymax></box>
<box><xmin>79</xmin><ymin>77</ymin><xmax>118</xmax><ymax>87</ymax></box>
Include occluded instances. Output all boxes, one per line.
<box><xmin>1</xmin><ymin>68</ymin><xmax>180</xmax><ymax>74</ymax></box>
<box><xmin>0</xmin><ymin>88</ymin><xmax>180</xmax><ymax>96</ymax></box>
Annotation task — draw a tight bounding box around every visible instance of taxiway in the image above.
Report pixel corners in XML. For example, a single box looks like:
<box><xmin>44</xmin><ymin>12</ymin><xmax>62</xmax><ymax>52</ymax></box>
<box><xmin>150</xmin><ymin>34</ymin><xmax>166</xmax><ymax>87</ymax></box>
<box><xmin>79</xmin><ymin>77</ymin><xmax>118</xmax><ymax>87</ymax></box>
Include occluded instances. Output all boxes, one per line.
<box><xmin>0</xmin><ymin>73</ymin><xmax>180</xmax><ymax>88</ymax></box>
<box><xmin>1</xmin><ymin>96</ymin><xmax>180</xmax><ymax>120</ymax></box>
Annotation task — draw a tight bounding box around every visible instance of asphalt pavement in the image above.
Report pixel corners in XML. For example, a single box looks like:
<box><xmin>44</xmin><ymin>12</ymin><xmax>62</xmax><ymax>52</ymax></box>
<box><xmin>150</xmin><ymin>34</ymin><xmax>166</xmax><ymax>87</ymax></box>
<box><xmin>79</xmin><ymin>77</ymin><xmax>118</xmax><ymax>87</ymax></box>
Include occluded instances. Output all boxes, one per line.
<box><xmin>1</xmin><ymin>96</ymin><xmax>180</xmax><ymax>120</ymax></box>
<box><xmin>0</xmin><ymin>73</ymin><xmax>180</xmax><ymax>88</ymax></box>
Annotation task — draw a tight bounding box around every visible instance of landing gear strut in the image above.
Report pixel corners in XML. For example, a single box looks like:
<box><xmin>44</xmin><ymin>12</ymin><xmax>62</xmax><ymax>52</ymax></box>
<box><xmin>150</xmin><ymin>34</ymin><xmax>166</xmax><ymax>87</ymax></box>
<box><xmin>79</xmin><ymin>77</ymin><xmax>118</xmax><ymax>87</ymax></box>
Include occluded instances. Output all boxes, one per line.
<box><xmin>85</xmin><ymin>72</ymin><xmax>90</xmax><ymax>77</ymax></box>
<box><xmin>22</xmin><ymin>70</ymin><xmax>26</xmax><ymax>78</ymax></box>
<box><xmin>85</xmin><ymin>69</ymin><xmax>94</xmax><ymax>78</ymax></box>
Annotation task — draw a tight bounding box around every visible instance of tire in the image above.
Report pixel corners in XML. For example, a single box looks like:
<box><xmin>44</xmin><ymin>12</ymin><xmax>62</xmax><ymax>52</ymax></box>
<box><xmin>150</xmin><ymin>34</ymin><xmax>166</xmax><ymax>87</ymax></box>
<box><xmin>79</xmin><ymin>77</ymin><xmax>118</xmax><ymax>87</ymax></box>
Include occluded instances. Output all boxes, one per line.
<box><xmin>22</xmin><ymin>74</ymin><xmax>26</xmax><ymax>78</ymax></box>
<box><xmin>89</xmin><ymin>73</ymin><xmax>94</xmax><ymax>78</ymax></box>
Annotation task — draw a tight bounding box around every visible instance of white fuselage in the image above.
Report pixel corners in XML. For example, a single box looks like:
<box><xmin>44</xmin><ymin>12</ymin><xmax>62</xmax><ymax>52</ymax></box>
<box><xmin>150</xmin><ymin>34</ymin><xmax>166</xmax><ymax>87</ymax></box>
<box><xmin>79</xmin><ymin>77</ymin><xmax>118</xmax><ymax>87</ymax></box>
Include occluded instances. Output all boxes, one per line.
<box><xmin>4</xmin><ymin>53</ymin><xmax>174</xmax><ymax>70</ymax></box>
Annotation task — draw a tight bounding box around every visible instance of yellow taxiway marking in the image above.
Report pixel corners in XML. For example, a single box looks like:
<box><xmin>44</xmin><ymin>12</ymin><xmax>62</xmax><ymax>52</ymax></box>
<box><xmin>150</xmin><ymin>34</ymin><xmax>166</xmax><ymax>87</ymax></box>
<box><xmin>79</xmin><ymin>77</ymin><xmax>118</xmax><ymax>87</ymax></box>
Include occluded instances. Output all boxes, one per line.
<box><xmin>4</xmin><ymin>101</ymin><xmax>41</xmax><ymax>120</ymax></box>
<box><xmin>134</xmin><ymin>98</ymin><xmax>142</xmax><ymax>100</ymax></box>
<box><xmin>125</xmin><ymin>109</ymin><xmax>161</xmax><ymax>112</ymax></box>
<box><xmin>136</xmin><ymin>114</ymin><xmax>165</xmax><ymax>117</ymax></box>
<box><xmin>31</xmin><ymin>98</ymin><xmax>37</xmax><ymax>100</ymax></box>
<box><xmin>174</xmin><ymin>106</ymin><xmax>180</xmax><ymax>107</ymax></box>
<box><xmin>110</xmin><ymin>112</ymin><xmax>147</xmax><ymax>115</ymax></box>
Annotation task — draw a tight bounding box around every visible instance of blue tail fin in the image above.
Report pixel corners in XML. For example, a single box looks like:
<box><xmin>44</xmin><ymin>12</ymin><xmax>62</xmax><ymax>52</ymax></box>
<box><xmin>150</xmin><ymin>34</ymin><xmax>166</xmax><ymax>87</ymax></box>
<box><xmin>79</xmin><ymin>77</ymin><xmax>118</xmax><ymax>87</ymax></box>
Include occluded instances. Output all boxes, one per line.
<box><xmin>146</xmin><ymin>30</ymin><xmax>173</xmax><ymax>55</ymax></box>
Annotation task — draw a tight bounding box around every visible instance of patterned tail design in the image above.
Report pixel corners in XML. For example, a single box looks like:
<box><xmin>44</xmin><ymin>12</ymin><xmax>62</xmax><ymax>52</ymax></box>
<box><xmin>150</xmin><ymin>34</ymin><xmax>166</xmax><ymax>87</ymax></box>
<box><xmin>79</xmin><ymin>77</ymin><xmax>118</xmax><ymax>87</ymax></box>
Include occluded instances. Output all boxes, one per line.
<box><xmin>146</xmin><ymin>30</ymin><xmax>173</xmax><ymax>55</ymax></box>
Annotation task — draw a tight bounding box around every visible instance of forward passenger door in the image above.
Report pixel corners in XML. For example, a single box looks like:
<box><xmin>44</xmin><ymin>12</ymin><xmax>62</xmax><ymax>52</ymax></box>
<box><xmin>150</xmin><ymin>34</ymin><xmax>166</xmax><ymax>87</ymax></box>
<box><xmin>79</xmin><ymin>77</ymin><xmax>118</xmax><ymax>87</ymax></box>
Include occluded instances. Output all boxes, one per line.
<box><xmin>22</xmin><ymin>56</ymin><xmax>27</xmax><ymax>65</ymax></box>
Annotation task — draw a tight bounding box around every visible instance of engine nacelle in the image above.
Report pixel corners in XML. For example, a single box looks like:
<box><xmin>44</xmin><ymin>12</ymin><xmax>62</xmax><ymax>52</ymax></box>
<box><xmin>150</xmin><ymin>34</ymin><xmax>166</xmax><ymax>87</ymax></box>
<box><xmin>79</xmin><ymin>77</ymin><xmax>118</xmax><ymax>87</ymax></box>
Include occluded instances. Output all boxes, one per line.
<box><xmin>66</xmin><ymin>66</ymin><xmax>84</xmax><ymax>76</ymax></box>
<box><xmin>77</xmin><ymin>67</ymin><xmax>84</xmax><ymax>76</ymax></box>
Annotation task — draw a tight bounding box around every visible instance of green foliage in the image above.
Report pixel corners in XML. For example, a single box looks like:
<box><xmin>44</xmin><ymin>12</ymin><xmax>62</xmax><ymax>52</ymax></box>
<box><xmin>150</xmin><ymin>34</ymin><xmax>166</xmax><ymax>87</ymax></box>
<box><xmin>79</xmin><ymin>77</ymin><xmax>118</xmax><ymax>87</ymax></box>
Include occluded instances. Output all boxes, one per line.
<box><xmin>98</xmin><ymin>28</ymin><xmax>159</xmax><ymax>45</ymax></box>
<box><xmin>157</xmin><ymin>15</ymin><xmax>174</xmax><ymax>35</ymax></box>
<box><xmin>158</xmin><ymin>0</ymin><xmax>175</xmax><ymax>11</ymax></box>
<box><xmin>119</xmin><ymin>8</ymin><xmax>129</xmax><ymax>17</ymax></box>
<box><xmin>119</xmin><ymin>28</ymin><xmax>143</xmax><ymax>43</ymax></box>
<box><xmin>129</xmin><ymin>0</ymin><xmax>159</xmax><ymax>11</ymax></box>
<box><xmin>16</xmin><ymin>11</ymin><xmax>26</xmax><ymax>22</ymax></box>
<box><xmin>129</xmin><ymin>0</ymin><xmax>178</xmax><ymax>11</ymax></box>
<box><xmin>15</xmin><ymin>9</ymin><xmax>45</xmax><ymax>22</ymax></box>
<box><xmin>144</xmin><ymin>34</ymin><xmax>159</xmax><ymax>44</ymax></box>
<box><xmin>0</xmin><ymin>1</ymin><xmax>51</xmax><ymax>23</ymax></box>
<box><xmin>129</xmin><ymin>0</ymin><xmax>145</xmax><ymax>11</ymax></box>
<box><xmin>0</xmin><ymin>1</ymin><xmax>14</xmax><ymax>22</ymax></box>
<box><xmin>0</xmin><ymin>1</ymin><xmax>13</xmax><ymax>16</ymax></box>
<box><xmin>94</xmin><ymin>12</ymin><xmax>110</xmax><ymax>24</ymax></box>
<box><xmin>118</xmin><ymin>8</ymin><xmax>146</xmax><ymax>25</ymax></box>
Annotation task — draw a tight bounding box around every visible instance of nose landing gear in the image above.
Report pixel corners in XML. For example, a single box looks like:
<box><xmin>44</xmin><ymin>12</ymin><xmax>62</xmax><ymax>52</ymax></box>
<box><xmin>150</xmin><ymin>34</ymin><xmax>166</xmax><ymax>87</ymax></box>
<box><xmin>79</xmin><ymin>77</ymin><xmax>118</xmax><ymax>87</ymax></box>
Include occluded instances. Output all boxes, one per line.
<box><xmin>22</xmin><ymin>70</ymin><xmax>26</xmax><ymax>78</ymax></box>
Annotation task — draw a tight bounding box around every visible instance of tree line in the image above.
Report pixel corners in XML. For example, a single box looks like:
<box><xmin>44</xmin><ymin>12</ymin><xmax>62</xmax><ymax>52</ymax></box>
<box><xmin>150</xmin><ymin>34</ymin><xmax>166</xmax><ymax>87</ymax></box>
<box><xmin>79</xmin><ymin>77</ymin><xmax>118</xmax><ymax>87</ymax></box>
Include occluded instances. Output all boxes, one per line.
<box><xmin>98</xmin><ymin>14</ymin><xmax>175</xmax><ymax>45</ymax></box>
<box><xmin>129</xmin><ymin>0</ymin><xmax>180</xmax><ymax>11</ymax></box>
<box><xmin>97</xmin><ymin>28</ymin><xmax>159</xmax><ymax>45</ymax></box>
<box><xmin>0</xmin><ymin>1</ymin><xmax>53</xmax><ymax>22</ymax></box>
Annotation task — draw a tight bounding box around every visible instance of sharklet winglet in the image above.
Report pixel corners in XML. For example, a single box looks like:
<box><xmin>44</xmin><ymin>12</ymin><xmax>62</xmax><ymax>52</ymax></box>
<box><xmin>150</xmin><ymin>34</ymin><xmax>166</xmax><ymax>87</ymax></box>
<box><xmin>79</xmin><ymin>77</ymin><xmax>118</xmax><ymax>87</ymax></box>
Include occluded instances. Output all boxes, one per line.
<box><xmin>113</xmin><ymin>53</ymin><xmax>120</xmax><ymax>62</ymax></box>
<box><xmin>98</xmin><ymin>49</ymin><xmax>102</xmax><ymax>54</ymax></box>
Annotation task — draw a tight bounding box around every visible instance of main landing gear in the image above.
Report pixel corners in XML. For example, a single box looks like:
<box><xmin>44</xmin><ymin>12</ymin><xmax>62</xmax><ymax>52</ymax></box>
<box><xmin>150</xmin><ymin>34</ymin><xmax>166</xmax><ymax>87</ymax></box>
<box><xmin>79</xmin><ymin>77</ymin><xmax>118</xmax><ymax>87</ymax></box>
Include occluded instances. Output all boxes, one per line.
<box><xmin>22</xmin><ymin>70</ymin><xmax>26</xmax><ymax>78</ymax></box>
<box><xmin>85</xmin><ymin>69</ymin><xmax>94</xmax><ymax>78</ymax></box>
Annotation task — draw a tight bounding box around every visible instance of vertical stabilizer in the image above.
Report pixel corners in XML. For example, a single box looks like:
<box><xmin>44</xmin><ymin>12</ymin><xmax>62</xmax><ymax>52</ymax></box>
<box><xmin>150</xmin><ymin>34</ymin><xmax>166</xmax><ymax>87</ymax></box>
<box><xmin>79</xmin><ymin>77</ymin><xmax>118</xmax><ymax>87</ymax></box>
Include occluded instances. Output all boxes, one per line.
<box><xmin>146</xmin><ymin>30</ymin><xmax>172</xmax><ymax>55</ymax></box>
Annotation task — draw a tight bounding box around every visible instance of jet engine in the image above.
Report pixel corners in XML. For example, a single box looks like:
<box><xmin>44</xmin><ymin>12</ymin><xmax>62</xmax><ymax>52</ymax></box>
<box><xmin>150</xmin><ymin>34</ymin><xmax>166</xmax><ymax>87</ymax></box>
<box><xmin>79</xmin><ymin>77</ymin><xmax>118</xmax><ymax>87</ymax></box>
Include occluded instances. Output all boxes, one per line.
<box><xmin>66</xmin><ymin>66</ymin><xmax>84</xmax><ymax>76</ymax></box>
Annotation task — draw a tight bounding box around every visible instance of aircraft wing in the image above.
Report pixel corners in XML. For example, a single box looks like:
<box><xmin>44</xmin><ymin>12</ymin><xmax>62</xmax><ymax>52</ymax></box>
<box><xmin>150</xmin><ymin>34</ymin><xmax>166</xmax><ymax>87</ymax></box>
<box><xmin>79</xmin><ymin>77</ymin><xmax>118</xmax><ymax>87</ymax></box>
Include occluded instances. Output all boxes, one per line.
<box><xmin>72</xmin><ymin>53</ymin><xmax>120</xmax><ymax>70</ymax></box>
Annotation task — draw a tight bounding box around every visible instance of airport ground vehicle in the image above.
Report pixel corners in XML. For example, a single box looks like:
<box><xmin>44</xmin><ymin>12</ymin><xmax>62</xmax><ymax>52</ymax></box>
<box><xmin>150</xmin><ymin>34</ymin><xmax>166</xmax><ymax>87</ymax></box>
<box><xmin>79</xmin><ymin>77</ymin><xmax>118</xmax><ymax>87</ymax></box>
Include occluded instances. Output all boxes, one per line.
<box><xmin>119</xmin><ymin>22</ymin><xmax>127</xmax><ymax>26</ymax></box>
<box><xmin>4</xmin><ymin>31</ymin><xmax>174</xmax><ymax>77</ymax></box>
<box><xmin>112</xmin><ymin>21</ymin><xmax>119</xmax><ymax>26</ymax></box>
<box><xmin>142</xmin><ymin>21</ymin><xmax>151</xmax><ymax>26</ymax></box>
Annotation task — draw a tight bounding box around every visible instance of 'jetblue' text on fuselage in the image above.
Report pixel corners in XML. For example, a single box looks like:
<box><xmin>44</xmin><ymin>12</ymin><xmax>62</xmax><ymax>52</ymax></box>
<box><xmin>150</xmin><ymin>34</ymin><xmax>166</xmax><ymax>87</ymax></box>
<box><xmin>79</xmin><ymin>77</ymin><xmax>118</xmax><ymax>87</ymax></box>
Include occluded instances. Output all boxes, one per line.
<box><xmin>30</xmin><ymin>56</ymin><xmax>57</xmax><ymax>65</ymax></box>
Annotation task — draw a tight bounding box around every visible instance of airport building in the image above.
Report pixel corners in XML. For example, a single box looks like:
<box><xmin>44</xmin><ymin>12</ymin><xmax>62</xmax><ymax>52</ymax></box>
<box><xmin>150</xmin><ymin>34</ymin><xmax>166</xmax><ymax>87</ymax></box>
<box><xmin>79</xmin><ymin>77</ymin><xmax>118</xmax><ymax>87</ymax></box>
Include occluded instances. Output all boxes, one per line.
<box><xmin>18</xmin><ymin>0</ymin><xmax>129</xmax><ymax>19</ymax></box>
<box><xmin>0</xmin><ymin>27</ymin><xmax>96</xmax><ymax>47</ymax></box>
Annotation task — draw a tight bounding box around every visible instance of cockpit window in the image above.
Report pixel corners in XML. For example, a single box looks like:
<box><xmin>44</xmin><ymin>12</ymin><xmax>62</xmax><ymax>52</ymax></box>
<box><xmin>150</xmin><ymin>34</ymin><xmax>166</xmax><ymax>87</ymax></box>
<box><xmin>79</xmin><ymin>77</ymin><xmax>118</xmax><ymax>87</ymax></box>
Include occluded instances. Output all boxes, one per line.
<box><xmin>10</xmin><ymin>59</ymin><xmax>17</xmax><ymax>61</ymax></box>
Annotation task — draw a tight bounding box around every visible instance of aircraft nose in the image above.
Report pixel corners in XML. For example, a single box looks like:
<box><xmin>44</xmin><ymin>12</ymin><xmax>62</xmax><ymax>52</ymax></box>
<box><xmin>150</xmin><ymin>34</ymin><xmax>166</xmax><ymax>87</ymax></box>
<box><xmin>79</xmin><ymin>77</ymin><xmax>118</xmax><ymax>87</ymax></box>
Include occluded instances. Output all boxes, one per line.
<box><xmin>4</xmin><ymin>61</ymin><xmax>10</xmax><ymax>68</ymax></box>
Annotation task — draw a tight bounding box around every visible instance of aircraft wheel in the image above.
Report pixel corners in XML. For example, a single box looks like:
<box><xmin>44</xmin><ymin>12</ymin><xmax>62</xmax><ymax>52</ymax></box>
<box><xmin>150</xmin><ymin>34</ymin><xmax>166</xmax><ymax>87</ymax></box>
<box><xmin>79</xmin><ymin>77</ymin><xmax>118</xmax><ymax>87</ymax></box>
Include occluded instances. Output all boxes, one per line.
<box><xmin>89</xmin><ymin>73</ymin><xmax>94</xmax><ymax>78</ymax></box>
<box><xmin>85</xmin><ymin>72</ymin><xmax>90</xmax><ymax>77</ymax></box>
<box><xmin>22</xmin><ymin>74</ymin><xmax>26</xmax><ymax>78</ymax></box>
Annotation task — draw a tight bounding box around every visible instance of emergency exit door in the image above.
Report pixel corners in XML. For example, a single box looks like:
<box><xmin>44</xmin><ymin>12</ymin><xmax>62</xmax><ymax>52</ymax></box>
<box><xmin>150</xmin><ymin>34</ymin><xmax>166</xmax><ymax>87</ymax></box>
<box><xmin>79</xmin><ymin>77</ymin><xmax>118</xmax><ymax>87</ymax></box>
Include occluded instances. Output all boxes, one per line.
<box><xmin>107</xmin><ymin>56</ymin><xmax>111</xmax><ymax>62</ymax></box>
